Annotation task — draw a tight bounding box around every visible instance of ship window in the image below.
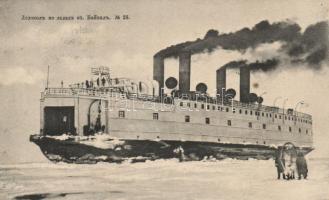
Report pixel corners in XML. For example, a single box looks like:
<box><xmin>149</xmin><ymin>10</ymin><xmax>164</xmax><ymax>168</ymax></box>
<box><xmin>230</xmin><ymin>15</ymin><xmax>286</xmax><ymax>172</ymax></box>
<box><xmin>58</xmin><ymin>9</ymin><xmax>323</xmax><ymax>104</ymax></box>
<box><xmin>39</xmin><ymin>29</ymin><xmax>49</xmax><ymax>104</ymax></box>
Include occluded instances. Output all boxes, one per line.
<box><xmin>227</xmin><ymin>120</ymin><xmax>232</xmax><ymax>126</ymax></box>
<box><xmin>153</xmin><ymin>113</ymin><xmax>159</xmax><ymax>120</ymax></box>
<box><xmin>239</xmin><ymin>109</ymin><xmax>242</xmax><ymax>114</ymax></box>
<box><xmin>285</xmin><ymin>116</ymin><xmax>287</xmax><ymax>120</ymax></box>
<box><xmin>288</xmin><ymin>116</ymin><xmax>290</xmax><ymax>120</ymax></box>
<box><xmin>279</xmin><ymin>115</ymin><xmax>282</xmax><ymax>119</ymax></box>
<box><xmin>299</xmin><ymin>128</ymin><xmax>301</xmax><ymax>133</ymax></box>
<box><xmin>187</xmin><ymin>103</ymin><xmax>190</xmax><ymax>107</ymax></box>
<box><xmin>270</xmin><ymin>114</ymin><xmax>272</xmax><ymax>117</ymax></box>
<box><xmin>218</xmin><ymin>106</ymin><xmax>221</xmax><ymax>110</ymax></box>
<box><xmin>185</xmin><ymin>115</ymin><xmax>190</xmax><ymax>123</ymax></box>
<box><xmin>262</xmin><ymin>124</ymin><xmax>266</xmax><ymax>129</ymax></box>
<box><xmin>262</xmin><ymin>113</ymin><xmax>264</xmax><ymax>117</ymax></box>
<box><xmin>201</xmin><ymin>104</ymin><xmax>205</xmax><ymax>109</ymax></box>
<box><xmin>194</xmin><ymin>103</ymin><xmax>197</xmax><ymax>108</ymax></box>
<box><xmin>207</xmin><ymin>105</ymin><xmax>210</xmax><ymax>110</ymax></box>
<box><xmin>289</xmin><ymin>127</ymin><xmax>292</xmax><ymax>132</ymax></box>
<box><xmin>250</xmin><ymin>110</ymin><xmax>253</xmax><ymax>115</ymax></box>
<box><xmin>205</xmin><ymin>117</ymin><xmax>210</xmax><ymax>124</ymax></box>
<box><xmin>306</xmin><ymin>129</ymin><xmax>308</xmax><ymax>134</ymax></box>
<box><xmin>266</xmin><ymin>113</ymin><xmax>268</xmax><ymax>117</ymax></box>
<box><xmin>245</xmin><ymin>110</ymin><xmax>248</xmax><ymax>115</ymax></box>
<box><xmin>275</xmin><ymin>114</ymin><xmax>277</xmax><ymax>118</ymax></box>
<box><xmin>226</xmin><ymin>107</ymin><xmax>229</xmax><ymax>112</ymax></box>
<box><xmin>180</xmin><ymin>102</ymin><xmax>183</xmax><ymax>107</ymax></box>
<box><xmin>278</xmin><ymin>125</ymin><xmax>281</xmax><ymax>131</ymax></box>
<box><xmin>212</xmin><ymin>105</ymin><xmax>215</xmax><ymax>110</ymax></box>
<box><xmin>248</xmin><ymin>122</ymin><xmax>252</xmax><ymax>128</ymax></box>
<box><xmin>119</xmin><ymin>110</ymin><xmax>125</xmax><ymax>118</ymax></box>
<box><xmin>232</xmin><ymin>108</ymin><xmax>236</xmax><ymax>113</ymax></box>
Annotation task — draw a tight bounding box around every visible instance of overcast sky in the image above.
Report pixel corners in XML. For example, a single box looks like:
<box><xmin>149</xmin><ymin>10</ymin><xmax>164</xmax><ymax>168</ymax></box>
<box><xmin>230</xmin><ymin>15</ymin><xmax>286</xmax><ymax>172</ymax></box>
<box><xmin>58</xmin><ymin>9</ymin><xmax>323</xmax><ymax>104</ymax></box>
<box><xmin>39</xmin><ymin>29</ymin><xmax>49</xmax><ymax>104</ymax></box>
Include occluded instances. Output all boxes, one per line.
<box><xmin>0</xmin><ymin>0</ymin><xmax>328</xmax><ymax>163</ymax></box>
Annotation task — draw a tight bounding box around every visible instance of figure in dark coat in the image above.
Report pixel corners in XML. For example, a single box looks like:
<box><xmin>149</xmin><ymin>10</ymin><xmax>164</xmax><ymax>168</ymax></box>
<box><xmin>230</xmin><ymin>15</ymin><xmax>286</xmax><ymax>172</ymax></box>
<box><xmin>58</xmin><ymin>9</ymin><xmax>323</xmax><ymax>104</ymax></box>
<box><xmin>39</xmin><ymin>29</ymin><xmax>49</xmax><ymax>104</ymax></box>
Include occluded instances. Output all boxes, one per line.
<box><xmin>296</xmin><ymin>152</ymin><xmax>308</xmax><ymax>179</ymax></box>
<box><xmin>275</xmin><ymin>148</ymin><xmax>286</xmax><ymax>179</ymax></box>
<box><xmin>101</xmin><ymin>77</ymin><xmax>106</xmax><ymax>86</ymax></box>
<box><xmin>85</xmin><ymin>80</ymin><xmax>90</xmax><ymax>88</ymax></box>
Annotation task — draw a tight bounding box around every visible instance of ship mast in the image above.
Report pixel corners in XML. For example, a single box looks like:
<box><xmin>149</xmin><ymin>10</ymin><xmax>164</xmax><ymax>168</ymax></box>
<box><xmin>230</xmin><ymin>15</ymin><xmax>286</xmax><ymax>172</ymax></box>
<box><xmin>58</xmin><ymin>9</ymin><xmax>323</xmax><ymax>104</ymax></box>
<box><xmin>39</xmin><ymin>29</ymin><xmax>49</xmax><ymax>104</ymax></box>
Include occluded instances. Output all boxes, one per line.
<box><xmin>46</xmin><ymin>65</ymin><xmax>50</xmax><ymax>89</ymax></box>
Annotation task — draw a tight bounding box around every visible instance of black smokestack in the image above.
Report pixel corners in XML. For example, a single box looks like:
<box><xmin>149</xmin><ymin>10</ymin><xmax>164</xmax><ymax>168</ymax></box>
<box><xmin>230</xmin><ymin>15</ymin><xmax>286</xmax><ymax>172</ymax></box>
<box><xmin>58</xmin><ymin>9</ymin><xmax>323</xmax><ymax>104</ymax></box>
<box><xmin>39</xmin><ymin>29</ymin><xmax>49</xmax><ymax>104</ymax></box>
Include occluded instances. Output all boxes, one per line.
<box><xmin>153</xmin><ymin>55</ymin><xmax>164</xmax><ymax>96</ymax></box>
<box><xmin>220</xmin><ymin>59</ymin><xmax>279</xmax><ymax>102</ymax></box>
<box><xmin>216</xmin><ymin>66</ymin><xmax>226</xmax><ymax>96</ymax></box>
<box><xmin>179</xmin><ymin>51</ymin><xmax>191</xmax><ymax>93</ymax></box>
<box><xmin>240</xmin><ymin>66</ymin><xmax>250</xmax><ymax>103</ymax></box>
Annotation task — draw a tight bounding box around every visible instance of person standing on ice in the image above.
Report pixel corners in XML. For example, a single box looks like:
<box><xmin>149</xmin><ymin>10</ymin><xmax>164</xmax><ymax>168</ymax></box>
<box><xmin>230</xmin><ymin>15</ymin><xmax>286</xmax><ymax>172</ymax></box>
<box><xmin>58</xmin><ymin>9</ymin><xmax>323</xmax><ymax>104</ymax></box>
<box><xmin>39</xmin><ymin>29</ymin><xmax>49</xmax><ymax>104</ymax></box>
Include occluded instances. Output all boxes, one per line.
<box><xmin>275</xmin><ymin>148</ymin><xmax>286</xmax><ymax>179</ymax></box>
<box><xmin>282</xmin><ymin>144</ymin><xmax>297</xmax><ymax>180</ymax></box>
<box><xmin>296</xmin><ymin>152</ymin><xmax>308</xmax><ymax>179</ymax></box>
<box><xmin>175</xmin><ymin>146</ymin><xmax>185</xmax><ymax>162</ymax></box>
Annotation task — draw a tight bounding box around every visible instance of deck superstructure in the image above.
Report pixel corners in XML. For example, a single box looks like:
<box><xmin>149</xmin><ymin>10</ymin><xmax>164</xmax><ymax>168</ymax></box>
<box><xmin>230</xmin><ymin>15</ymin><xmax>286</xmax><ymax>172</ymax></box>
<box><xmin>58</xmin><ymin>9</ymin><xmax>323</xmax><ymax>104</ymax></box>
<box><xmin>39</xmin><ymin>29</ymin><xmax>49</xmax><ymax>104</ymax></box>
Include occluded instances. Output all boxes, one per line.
<box><xmin>30</xmin><ymin>66</ymin><xmax>313</xmax><ymax>163</ymax></box>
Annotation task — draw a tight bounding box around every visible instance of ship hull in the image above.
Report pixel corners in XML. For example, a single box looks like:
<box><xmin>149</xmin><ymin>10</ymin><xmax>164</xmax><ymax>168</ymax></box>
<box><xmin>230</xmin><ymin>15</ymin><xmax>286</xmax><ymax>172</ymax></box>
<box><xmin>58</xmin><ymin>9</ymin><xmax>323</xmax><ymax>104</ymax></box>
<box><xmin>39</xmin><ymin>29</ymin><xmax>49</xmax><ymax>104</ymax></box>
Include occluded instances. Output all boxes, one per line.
<box><xmin>30</xmin><ymin>135</ymin><xmax>313</xmax><ymax>164</ymax></box>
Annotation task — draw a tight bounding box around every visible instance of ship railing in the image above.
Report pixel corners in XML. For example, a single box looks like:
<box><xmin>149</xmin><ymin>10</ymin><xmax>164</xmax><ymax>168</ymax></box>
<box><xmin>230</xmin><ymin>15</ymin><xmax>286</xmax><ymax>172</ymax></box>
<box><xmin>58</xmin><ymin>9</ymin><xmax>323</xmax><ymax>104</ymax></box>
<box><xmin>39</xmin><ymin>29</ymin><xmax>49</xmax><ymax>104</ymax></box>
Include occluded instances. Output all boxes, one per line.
<box><xmin>43</xmin><ymin>88</ymin><xmax>113</xmax><ymax>98</ymax></box>
<box><xmin>43</xmin><ymin>88</ymin><xmax>312</xmax><ymax>120</ymax></box>
<box><xmin>43</xmin><ymin>88</ymin><xmax>157</xmax><ymax>101</ymax></box>
<box><xmin>177</xmin><ymin>97</ymin><xmax>311</xmax><ymax>120</ymax></box>
<box><xmin>230</xmin><ymin>100</ymin><xmax>311</xmax><ymax>119</ymax></box>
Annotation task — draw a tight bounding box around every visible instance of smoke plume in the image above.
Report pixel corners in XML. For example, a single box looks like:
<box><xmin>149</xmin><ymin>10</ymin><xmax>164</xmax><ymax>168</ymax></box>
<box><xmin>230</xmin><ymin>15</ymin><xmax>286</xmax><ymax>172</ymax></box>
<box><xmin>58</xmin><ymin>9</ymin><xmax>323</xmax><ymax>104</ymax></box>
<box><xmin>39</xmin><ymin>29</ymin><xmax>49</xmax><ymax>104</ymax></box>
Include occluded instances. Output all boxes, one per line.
<box><xmin>221</xmin><ymin>59</ymin><xmax>280</xmax><ymax>72</ymax></box>
<box><xmin>155</xmin><ymin>20</ymin><xmax>328</xmax><ymax>71</ymax></box>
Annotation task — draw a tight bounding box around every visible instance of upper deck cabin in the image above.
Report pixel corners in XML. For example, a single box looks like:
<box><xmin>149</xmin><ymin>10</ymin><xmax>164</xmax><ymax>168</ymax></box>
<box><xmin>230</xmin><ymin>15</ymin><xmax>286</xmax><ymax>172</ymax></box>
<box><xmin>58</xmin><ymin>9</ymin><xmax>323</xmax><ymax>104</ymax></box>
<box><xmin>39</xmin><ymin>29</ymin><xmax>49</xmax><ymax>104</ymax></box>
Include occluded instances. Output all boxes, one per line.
<box><xmin>41</xmin><ymin>85</ymin><xmax>312</xmax><ymax>124</ymax></box>
<box><xmin>40</xmin><ymin>66</ymin><xmax>313</xmax><ymax>140</ymax></box>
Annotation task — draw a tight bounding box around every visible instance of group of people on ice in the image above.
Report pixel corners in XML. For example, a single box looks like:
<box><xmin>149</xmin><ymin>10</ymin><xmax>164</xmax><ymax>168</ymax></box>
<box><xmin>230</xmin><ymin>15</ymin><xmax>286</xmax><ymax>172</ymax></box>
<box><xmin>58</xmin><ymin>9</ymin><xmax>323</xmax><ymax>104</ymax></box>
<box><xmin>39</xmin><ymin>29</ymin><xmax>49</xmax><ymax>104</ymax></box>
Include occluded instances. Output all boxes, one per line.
<box><xmin>275</xmin><ymin>143</ymin><xmax>308</xmax><ymax>180</ymax></box>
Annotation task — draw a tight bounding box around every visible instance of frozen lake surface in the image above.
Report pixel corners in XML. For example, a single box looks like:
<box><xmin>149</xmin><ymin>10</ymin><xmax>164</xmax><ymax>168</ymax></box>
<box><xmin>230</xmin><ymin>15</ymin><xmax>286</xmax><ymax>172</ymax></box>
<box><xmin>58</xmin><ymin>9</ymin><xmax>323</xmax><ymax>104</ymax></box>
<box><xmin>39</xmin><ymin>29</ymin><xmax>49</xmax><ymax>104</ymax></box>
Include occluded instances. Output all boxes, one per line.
<box><xmin>1</xmin><ymin>158</ymin><xmax>329</xmax><ymax>200</ymax></box>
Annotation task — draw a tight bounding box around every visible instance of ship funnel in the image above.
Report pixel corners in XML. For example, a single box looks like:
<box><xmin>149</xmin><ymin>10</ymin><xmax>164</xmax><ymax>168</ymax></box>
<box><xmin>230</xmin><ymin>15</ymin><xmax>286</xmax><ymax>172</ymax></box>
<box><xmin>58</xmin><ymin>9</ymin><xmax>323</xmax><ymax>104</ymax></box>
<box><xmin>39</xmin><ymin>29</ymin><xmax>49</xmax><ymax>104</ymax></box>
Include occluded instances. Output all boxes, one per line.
<box><xmin>179</xmin><ymin>51</ymin><xmax>191</xmax><ymax>94</ymax></box>
<box><xmin>153</xmin><ymin>55</ymin><xmax>165</xmax><ymax>96</ymax></box>
<box><xmin>240</xmin><ymin>66</ymin><xmax>250</xmax><ymax>103</ymax></box>
<box><xmin>216</xmin><ymin>66</ymin><xmax>226</xmax><ymax>97</ymax></box>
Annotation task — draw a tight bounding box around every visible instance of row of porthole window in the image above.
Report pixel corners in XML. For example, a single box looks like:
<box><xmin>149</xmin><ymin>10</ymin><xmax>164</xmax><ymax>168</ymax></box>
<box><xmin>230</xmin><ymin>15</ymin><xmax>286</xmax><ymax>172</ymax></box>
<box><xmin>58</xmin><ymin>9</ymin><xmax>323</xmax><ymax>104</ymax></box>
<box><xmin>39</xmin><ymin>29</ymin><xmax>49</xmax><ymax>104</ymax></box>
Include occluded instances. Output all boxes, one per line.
<box><xmin>118</xmin><ymin>111</ymin><xmax>309</xmax><ymax>134</ymax></box>
<box><xmin>178</xmin><ymin>102</ymin><xmax>312</xmax><ymax>125</ymax></box>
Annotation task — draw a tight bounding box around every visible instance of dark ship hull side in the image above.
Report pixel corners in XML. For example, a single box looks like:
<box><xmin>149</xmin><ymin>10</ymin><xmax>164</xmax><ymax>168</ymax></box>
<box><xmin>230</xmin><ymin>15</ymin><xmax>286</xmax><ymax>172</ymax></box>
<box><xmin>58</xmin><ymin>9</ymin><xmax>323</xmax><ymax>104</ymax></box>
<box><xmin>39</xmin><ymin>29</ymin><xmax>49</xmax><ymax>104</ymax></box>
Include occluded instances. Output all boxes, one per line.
<box><xmin>30</xmin><ymin>135</ymin><xmax>313</xmax><ymax>164</ymax></box>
